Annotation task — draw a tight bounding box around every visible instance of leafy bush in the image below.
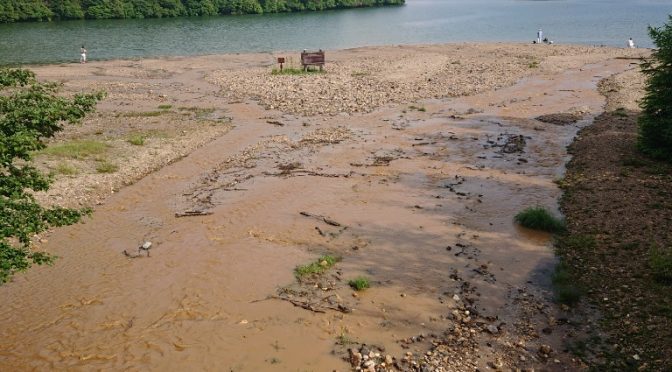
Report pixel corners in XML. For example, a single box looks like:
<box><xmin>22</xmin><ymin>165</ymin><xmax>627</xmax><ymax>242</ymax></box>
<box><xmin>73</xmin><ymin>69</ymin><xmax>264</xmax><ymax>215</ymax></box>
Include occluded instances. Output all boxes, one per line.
<box><xmin>0</xmin><ymin>68</ymin><xmax>103</xmax><ymax>283</ymax></box>
<box><xmin>638</xmin><ymin>15</ymin><xmax>672</xmax><ymax>160</ymax></box>
<box><xmin>514</xmin><ymin>206</ymin><xmax>566</xmax><ymax>233</ymax></box>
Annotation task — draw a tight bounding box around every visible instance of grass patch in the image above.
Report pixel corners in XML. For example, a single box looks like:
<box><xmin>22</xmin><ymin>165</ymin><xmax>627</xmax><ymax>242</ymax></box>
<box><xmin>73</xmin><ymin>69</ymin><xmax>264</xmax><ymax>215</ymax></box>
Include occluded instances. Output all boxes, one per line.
<box><xmin>294</xmin><ymin>255</ymin><xmax>339</xmax><ymax>279</ymax></box>
<box><xmin>39</xmin><ymin>140</ymin><xmax>108</xmax><ymax>159</ymax></box>
<box><xmin>649</xmin><ymin>245</ymin><xmax>672</xmax><ymax>285</ymax></box>
<box><xmin>271</xmin><ymin>67</ymin><xmax>324</xmax><ymax>75</ymax></box>
<box><xmin>551</xmin><ymin>262</ymin><xmax>582</xmax><ymax>306</ymax></box>
<box><xmin>351</xmin><ymin>71</ymin><xmax>370</xmax><ymax>77</ymax></box>
<box><xmin>514</xmin><ymin>206</ymin><xmax>566</xmax><ymax>233</ymax></box>
<box><xmin>122</xmin><ymin>111</ymin><xmax>166</xmax><ymax>117</ymax></box>
<box><xmin>528</xmin><ymin>61</ymin><xmax>540</xmax><ymax>68</ymax></box>
<box><xmin>95</xmin><ymin>161</ymin><xmax>118</xmax><ymax>173</ymax></box>
<box><xmin>53</xmin><ymin>162</ymin><xmax>79</xmax><ymax>175</ymax></box>
<box><xmin>127</xmin><ymin>135</ymin><xmax>145</xmax><ymax>146</ymax></box>
<box><xmin>348</xmin><ymin>276</ymin><xmax>370</xmax><ymax>291</ymax></box>
<box><xmin>158</xmin><ymin>104</ymin><xmax>172</xmax><ymax>110</ymax></box>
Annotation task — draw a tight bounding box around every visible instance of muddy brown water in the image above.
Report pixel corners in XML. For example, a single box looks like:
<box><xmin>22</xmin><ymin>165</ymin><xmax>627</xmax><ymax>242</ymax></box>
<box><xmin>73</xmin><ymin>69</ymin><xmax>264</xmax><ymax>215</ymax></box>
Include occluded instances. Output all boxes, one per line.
<box><xmin>0</xmin><ymin>59</ymin><xmax>633</xmax><ymax>370</ymax></box>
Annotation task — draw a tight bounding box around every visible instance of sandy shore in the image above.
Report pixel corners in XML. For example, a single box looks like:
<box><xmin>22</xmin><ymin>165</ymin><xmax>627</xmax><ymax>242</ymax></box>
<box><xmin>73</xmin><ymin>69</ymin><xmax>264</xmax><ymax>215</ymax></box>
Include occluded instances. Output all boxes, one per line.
<box><xmin>1</xmin><ymin>43</ymin><xmax>649</xmax><ymax>371</ymax></box>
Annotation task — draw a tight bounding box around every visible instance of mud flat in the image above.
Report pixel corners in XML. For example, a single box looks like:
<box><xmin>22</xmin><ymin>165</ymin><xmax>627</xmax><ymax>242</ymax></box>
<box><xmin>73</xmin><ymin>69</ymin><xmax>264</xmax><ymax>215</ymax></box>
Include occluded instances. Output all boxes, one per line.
<box><xmin>0</xmin><ymin>43</ymin><xmax>648</xmax><ymax>370</ymax></box>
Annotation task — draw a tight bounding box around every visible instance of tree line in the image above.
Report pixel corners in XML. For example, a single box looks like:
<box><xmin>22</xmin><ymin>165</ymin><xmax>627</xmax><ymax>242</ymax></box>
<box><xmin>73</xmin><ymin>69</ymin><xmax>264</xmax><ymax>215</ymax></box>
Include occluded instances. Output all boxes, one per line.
<box><xmin>0</xmin><ymin>0</ymin><xmax>404</xmax><ymax>22</ymax></box>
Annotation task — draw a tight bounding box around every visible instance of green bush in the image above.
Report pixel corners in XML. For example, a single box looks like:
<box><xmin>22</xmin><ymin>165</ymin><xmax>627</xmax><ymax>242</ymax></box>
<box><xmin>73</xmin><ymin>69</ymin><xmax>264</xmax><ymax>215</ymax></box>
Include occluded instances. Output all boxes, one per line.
<box><xmin>0</xmin><ymin>68</ymin><xmax>102</xmax><ymax>282</ymax></box>
<box><xmin>638</xmin><ymin>15</ymin><xmax>672</xmax><ymax>160</ymax></box>
<box><xmin>514</xmin><ymin>206</ymin><xmax>566</xmax><ymax>233</ymax></box>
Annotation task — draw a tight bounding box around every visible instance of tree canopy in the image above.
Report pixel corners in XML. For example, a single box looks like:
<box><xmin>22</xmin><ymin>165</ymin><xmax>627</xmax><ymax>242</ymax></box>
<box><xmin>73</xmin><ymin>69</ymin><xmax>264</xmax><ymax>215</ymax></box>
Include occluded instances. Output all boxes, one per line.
<box><xmin>638</xmin><ymin>15</ymin><xmax>672</xmax><ymax>160</ymax></box>
<box><xmin>0</xmin><ymin>68</ymin><xmax>103</xmax><ymax>283</ymax></box>
<box><xmin>0</xmin><ymin>0</ymin><xmax>404</xmax><ymax>22</ymax></box>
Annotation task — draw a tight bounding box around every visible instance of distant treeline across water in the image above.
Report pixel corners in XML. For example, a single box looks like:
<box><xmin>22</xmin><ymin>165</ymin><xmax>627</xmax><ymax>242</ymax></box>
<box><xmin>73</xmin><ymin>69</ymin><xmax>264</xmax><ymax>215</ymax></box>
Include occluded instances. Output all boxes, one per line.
<box><xmin>0</xmin><ymin>0</ymin><xmax>404</xmax><ymax>22</ymax></box>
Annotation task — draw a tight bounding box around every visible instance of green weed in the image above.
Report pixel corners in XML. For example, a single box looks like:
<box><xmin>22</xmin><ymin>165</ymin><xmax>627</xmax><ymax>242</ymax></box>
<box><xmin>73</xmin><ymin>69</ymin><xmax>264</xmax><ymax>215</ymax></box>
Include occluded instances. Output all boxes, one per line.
<box><xmin>95</xmin><ymin>161</ymin><xmax>118</xmax><ymax>174</ymax></box>
<box><xmin>348</xmin><ymin>277</ymin><xmax>370</xmax><ymax>291</ymax></box>
<box><xmin>127</xmin><ymin>135</ymin><xmax>145</xmax><ymax>146</ymax></box>
<box><xmin>53</xmin><ymin>162</ymin><xmax>78</xmax><ymax>175</ymax></box>
<box><xmin>514</xmin><ymin>206</ymin><xmax>566</xmax><ymax>233</ymax></box>
<box><xmin>294</xmin><ymin>255</ymin><xmax>339</xmax><ymax>279</ymax></box>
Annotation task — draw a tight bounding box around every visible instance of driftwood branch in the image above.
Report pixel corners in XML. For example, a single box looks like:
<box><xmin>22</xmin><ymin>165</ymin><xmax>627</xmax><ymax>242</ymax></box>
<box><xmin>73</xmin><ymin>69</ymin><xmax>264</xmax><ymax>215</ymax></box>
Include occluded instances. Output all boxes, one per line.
<box><xmin>175</xmin><ymin>210</ymin><xmax>213</xmax><ymax>218</ymax></box>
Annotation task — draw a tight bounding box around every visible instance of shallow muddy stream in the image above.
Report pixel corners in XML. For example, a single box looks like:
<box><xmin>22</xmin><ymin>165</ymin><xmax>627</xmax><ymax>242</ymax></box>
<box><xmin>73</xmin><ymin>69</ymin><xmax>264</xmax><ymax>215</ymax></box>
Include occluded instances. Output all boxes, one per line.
<box><xmin>0</xmin><ymin>58</ymin><xmax>633</xmax><ymax>371</ymax></box>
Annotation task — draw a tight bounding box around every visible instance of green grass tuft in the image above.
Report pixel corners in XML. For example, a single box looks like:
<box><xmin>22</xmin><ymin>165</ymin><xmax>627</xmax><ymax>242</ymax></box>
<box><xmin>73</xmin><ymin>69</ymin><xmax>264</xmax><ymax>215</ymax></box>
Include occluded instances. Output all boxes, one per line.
<box><xmin>294</xmin><ymin>255</ymin><xmax>339</xmax><ymax>279</ymax></box>
<box><xmin>122</xmin><ymin>111</ymin><xmax>166</xmax><ymax>117</ymax></box>
<box><xmin>158</xmin><ymin>104</ymin><xmax>172</xmax><ymax>110</ymax></box>
<box><xmin>53</xmin><ymin>162</ymin><xmax>79</xmax><ymax>175</ymax></box>
<box><xmin>39</xmin><ymin>140</ymin><xmax>108</xmax><ymax>159</ymax></box>
<box><xmin>514</xmin><ymin>206</ymin><xmax>566</xmax><ymax>233</ymax></box>
<box><xmin>127</xmin><ymin>135</ymin><xmax>145</xmax><ymax>146</ymax></box>
<box><xmin>348</xmin><ymin>276</ymin><xmax>370</xmax><ymax>291</ymax></box>
<box><xmin>95</xmin><ymin>161</ymin><xmax>118</xmax><ymax>173</ymax></box>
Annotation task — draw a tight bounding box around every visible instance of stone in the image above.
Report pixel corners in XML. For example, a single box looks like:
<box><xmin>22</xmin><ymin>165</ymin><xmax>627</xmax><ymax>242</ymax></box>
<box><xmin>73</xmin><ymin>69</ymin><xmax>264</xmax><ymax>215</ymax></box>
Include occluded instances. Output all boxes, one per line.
<box><xmin>385</xmin><ymin>355</ymin><xmax>394</xmax><ymax>365</ymax></box>
<box><xmin>539</xmin><ymin>344</ymin><xmax>552</xmax><ymax>355</ymax></box>
<box><xmin>350</xmin><ymin>350</ymin><xmax>363</xmax><ymax>367</ymax></box>
<box><xmin>486</xmin><ymin>324</ymin><xmax>499</xmax><ymax>334</ymax></box>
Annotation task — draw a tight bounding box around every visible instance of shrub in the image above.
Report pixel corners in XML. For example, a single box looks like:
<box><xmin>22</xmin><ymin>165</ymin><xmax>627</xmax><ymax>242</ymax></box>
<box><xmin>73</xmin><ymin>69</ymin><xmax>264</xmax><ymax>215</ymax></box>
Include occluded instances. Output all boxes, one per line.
<box><xmin>0</xmin><ymin>68</ymin><xmax>102</xmax><ymax>283</ymax></box>
<box><xmin>638</xmin><ymin>15</ymin><xmax>672</xmax><ymax>160</ymax></box>
<box><xmin>514</xmin><ymin>206</ymin><xmax>566</xmax><ymax>233</ymax></box>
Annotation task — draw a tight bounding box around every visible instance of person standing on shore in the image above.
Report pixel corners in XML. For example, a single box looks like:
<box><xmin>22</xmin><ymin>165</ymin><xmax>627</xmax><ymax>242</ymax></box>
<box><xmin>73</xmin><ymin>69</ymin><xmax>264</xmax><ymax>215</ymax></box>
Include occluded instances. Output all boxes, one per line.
<box><xmin>537</xmin><ymin>28</ymin><xmax>543</xmax><ymax>44</ymax></box>
<box><xmin>80</xmin><ymin>45</ymin><xmax>87</xmax><ymax>64</ymax></box>
<box><xmin>628</xmin><ymin>38</ymin><xmax>636</xmax><ymax>48</ymax></box>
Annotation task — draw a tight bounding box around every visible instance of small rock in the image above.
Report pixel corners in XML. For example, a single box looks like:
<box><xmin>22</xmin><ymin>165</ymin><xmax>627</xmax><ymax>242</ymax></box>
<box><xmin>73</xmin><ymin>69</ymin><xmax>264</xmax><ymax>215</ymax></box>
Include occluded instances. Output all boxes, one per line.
<box><xmin>539</xmin><ymin>344</ymin><xmax>552</xmax><ymax>355</ymax></box>
<box><xmin>350</xmin><ymin>350</ymin><xmax>363</xmax><ymax>367</ymax></box>
<box><xmin>385</xmin><ymin>355</ymin><xmax>394</xmax><ymax>364</ymax></box>
<box><xmin>486</xmin><ymin>324</ymin><xmax>499</xmax><ymax>334</ymax></box>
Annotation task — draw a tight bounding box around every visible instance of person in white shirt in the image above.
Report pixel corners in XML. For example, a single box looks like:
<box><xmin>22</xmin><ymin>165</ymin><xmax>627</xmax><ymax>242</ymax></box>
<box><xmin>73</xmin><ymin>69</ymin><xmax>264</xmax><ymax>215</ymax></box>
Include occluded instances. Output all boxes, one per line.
<box><xmin>627</xmin><ymin>38</ymin><xmax>636</xmax><ymax>48</ymax></box>
<box><xmin>80</xmin><ymin>46</ymin><xmax>87</xmax><ymax>64</ymax></box>
<box><xmin>537</xmin><ymin>28</ymin><xmax>543</xmax><ymax>44</ymax></box>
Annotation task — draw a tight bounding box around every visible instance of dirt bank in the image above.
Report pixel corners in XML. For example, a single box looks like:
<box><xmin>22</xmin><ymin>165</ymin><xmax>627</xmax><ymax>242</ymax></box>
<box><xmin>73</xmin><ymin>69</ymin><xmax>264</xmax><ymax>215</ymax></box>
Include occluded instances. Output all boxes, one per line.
<box><xmin>0</xmin><ymin>43</ymin><xmax>649</xmax><ymax>371</ymax></box>
<box><xmin>557</xmin><ymin>71</ymin><xmax>671</xmax><ymax>370</ymax></box>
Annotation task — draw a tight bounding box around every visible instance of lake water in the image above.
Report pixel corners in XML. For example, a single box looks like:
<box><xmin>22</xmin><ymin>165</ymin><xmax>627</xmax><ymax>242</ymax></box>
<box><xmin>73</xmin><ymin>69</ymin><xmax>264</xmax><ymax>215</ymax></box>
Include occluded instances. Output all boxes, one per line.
<box><xmin>0</xmin><ymin>0</ymin><xmax>669</xmax><ymax>65</ymax></box>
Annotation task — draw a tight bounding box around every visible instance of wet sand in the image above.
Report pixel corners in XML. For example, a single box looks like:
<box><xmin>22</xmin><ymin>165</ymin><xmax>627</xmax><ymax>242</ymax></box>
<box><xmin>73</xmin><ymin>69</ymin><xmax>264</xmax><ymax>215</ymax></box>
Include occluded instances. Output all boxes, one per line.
<box><xmin>0</xmin><ymin>44</ymin><xmax>647</xmax><ymax>370</ymax></box>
